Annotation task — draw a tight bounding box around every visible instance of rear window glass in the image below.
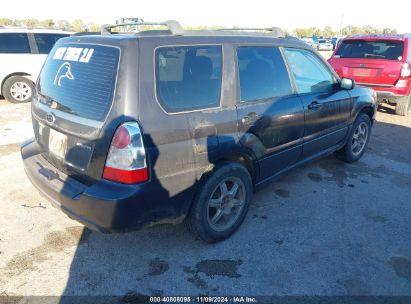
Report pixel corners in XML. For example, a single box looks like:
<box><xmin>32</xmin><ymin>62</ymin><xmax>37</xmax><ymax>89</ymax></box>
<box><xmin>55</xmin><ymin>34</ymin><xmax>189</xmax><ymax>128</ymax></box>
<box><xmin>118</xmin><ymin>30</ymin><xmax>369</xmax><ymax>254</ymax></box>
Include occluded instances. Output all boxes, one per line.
<box><xmin>34</xmin><ymin>33</ymin><xmax>69</xmax><ymax>54</ymax></box>
<box><xmin>237</xmin><ymin>47</ymin><xmax>292</xmax><ymax>101</ymax></box>
<box><xmin>38</xmin><ymin>44</ymin><xmax>119</xmax><ymax>121</ymax></box>
<box><xmin>335</xmin><ymin>40</ymin><xmax>404</xmax><ymax>60</ymax></box>
<box><xmin>0</xmin><ymin>33</ymin><xmax>31</xmax><ymax>53</ymax></box>
<box><xmin>156</xmin><ymin>45</ymin><xmax>222</xmax><ymax>112</ymax></box>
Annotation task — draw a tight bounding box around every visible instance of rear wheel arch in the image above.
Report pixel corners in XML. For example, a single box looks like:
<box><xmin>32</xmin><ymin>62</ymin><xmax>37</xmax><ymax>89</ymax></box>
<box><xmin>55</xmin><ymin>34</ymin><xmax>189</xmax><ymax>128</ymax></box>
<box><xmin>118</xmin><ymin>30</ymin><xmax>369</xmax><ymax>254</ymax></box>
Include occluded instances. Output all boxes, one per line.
<box><xmin>2</xmin><ymin>74</ymin><xmax>35</xmax><ymax>103</ymax></box>
<box><xmin>1</xmin><ymin>72</ymin><xmax>32</xmax><ymax>92</ymax></box>
<box><xmin>190</xmin><ymin>152</ymin><xmax>257</xmax><ymax>214</ymax></box>
<box><xmin>218</xmin><ymin>152</ymin><xmax>257</xmax><ymax>183</ymax></box>
<box><xmin>186</xmin><ymin>161</ymin><xmax>254</xmax><ymax>242</ymax></box>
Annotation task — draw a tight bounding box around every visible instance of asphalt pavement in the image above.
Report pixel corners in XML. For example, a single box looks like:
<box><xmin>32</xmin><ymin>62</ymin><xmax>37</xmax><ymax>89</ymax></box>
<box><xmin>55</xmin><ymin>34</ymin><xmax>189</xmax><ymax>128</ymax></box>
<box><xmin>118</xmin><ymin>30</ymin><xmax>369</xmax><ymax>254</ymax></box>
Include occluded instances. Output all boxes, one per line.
<box><xmin>0</xmin><ymin>100</ymin><xmax>410</xmax><ymax>298</ymax></box>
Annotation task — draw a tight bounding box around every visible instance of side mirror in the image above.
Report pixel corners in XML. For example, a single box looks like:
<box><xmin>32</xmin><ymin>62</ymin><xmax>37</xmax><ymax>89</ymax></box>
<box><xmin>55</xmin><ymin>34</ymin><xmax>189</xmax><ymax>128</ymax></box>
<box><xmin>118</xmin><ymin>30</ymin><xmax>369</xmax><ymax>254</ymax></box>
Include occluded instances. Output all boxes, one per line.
<box><xmin>340</xmin><ymin>78</ymin><xmax>355</xmax><ymax>90</ymax></box>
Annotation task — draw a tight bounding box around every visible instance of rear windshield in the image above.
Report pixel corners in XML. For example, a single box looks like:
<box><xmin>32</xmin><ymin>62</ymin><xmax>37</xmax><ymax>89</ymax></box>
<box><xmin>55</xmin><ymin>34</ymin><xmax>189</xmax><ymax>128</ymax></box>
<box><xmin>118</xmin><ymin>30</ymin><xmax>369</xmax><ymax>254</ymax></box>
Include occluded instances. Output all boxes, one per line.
<box><xmin>38</xmin><ymin>43</ymin><xmax>119</xmax><ymax>121</ymax></box>
<box><xmin>335</xmin><ymin>40</ymin><xmax>404</xmax><ymax>60</ymax></box>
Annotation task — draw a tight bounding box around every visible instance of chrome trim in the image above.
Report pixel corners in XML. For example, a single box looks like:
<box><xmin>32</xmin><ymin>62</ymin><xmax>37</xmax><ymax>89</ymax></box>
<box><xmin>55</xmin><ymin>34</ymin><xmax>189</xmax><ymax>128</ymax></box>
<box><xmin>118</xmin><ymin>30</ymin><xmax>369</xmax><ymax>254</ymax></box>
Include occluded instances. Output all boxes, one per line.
<box><xmin>34</xmin><ymin>102</ymin><xmax>104</xmax><ymax>129</ymax></box>
<box><xmin>357</xmin><ymin>83</ymin><xmax>393</xmax><ymax>88</ymax></box>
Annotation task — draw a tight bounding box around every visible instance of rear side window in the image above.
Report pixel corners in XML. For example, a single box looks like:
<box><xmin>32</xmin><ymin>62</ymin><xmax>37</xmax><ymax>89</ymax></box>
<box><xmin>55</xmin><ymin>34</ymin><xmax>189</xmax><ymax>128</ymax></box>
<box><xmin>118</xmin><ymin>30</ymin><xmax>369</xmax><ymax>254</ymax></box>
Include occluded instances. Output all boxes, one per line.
<box><xmin>34</xmin><ymin>33</ymin><xmax>69</xmax><ymax>54</ymax></box>
<box><xmin>335</xmin><ymin>40</ymin><xmax>404</xmax><ymax>60</ymax></box>
<box><xmin>236</xmin><ymin>47</ymin><xmax>292</xmax><ymax>101</ymax></box>
<box><xmin>284</xmin><ymin>48</ymin><xmax>334</xmax><ymax>94</ymax></box>
<box><xmin>156</xmin><ymin>45</ymin><xmax>222</xmax><ymax>113</ymax></box>
<box><xmin>0</xmin><ymin>33</ymin><xmax>31</xmax><ymax>53</ymax></box>
<box><xmin>38</xmin><ymin>44</ymin><xmax>119</xmax><ymax>121</ymax></box>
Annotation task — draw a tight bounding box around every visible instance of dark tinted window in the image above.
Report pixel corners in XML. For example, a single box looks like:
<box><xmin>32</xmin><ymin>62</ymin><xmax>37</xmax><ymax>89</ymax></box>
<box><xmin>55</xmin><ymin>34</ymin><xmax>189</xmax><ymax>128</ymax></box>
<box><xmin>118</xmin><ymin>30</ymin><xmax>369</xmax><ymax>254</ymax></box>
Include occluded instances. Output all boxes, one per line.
<box><xmin>156</xmin><ymin>45</ymin><xmax>222</xmax><ymax>112</ymax></box>
<box><xmin>34</xmin><ymin>33</ymin><xmax>69</xmax><ymax>54</ymax></box>
<box><xmin>38</xmin><ymin>44</ymin><xmax>119</xmax><ymax>121</ymax></box>
<box><xmin>284</xmin><ymin>48</ymin><xmax>334</xmax><ymax>94</ymax></box>
<box><xmin>0</xmin><ymin>33</ymin><xmax>31</xmax><ymax>53</ymax></box>
<box><xmin>335</xmin><ymin>40</ymin><xmax>404</xmax><ymax>60</ymax></box>
<box><xmin>237</xmin><ymin>47</ymin><xmax>292</xmax><ymax>101</ymax></box>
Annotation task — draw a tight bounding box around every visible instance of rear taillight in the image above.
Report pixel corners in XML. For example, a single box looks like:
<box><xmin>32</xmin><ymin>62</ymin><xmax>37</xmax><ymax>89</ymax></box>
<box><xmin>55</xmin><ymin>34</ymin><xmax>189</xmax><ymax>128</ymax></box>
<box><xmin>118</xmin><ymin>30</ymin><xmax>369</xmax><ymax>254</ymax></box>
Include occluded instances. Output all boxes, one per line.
<box><xmin>103</xmin><ymin>122</ymin><xmax>148</xmax><ymax>184</ymax></box>
<box><xmin>401</xmin><ymin>62</ymin><xmax>411</xmax><ymax>78</ymax></box>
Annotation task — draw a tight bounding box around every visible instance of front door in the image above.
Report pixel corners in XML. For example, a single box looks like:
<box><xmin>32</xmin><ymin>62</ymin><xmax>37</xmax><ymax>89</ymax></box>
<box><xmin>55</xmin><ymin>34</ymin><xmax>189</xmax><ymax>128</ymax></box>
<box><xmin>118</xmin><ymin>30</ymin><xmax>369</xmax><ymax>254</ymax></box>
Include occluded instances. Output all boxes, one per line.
<box><xmin>283</xmin><ymin>48</ymin><xmax>351</xmax><ymax>158</ymax></box>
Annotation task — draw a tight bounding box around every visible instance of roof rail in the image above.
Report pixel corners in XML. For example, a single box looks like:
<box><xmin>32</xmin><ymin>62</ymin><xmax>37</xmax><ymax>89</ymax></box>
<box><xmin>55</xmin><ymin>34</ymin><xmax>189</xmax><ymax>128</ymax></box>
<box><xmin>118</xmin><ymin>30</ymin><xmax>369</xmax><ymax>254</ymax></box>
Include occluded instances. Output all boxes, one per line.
<box><xmin>217</xmin><ymin>27</ymin><xmax>285</xmax><ymax>38</ymax></box>
<box><xmin>100</xmin><ymin>19</ymin><xmax>184</xmax><ymax>36</ymax></box>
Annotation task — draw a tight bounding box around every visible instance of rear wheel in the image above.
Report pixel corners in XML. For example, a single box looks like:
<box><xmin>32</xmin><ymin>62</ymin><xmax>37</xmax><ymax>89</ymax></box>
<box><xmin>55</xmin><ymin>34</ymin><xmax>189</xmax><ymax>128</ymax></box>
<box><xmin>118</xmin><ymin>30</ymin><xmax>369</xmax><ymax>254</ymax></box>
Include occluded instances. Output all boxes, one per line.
<box><xmin>395</xmin><ymin>95</ymin><xmax>411</xmax><ymax>116</ymax></box>
<box><xmin>335</xmin><ymin>113</ymin><xmax>372</xmax><ymax>163</ymax></box>
<box><xmin>2</xmin><ymin>76</ymin><xmax>34</xmax><ymax>104</ymax></box>
<box><xmin>186</xmin><ymin>162</ymin><xmax>253</xmax><ymax>243</ymax></box>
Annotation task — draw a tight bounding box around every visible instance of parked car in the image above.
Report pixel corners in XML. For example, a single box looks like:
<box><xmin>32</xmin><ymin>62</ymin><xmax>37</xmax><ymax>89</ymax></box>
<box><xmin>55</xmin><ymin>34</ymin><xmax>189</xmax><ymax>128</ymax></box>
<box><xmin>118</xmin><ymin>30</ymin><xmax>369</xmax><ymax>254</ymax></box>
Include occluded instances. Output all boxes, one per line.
<box><xmin>331</xmin><ymin>36</ymin><xmax>344</xmax><ymax>50</ymax></box>
<box><xmin>316</xmin><ymin>39</ymin><xmax>334</xmax><ymax>51</ymax></box>
<box><xmin>0</xmin><ymin>28</ymin><xmax>70</xmax><ymax>103</ymax></box>
<box><xmin>328</xmin><ymin>34</ymin><xmax>411</xmax><ymax>115</ymax></box>
<box><xmin>301</xmin><ymin>36</ymin><xmax>314</xmax><ymax>46</ymax></box>
<box><xmin>21</xmin><ymin>20</ymin><xmax>377</xmax><ymax>243</ymax></box>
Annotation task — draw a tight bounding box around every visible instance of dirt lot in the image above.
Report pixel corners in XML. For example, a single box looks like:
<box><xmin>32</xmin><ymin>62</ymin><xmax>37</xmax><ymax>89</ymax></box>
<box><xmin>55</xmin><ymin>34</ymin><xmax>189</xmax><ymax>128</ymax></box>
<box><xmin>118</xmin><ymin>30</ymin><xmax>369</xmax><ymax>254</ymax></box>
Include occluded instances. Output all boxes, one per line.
<box><xmin>0</xmin><ymin>92</ymin><xmax>410</xmax><ymax>298</ymax></box>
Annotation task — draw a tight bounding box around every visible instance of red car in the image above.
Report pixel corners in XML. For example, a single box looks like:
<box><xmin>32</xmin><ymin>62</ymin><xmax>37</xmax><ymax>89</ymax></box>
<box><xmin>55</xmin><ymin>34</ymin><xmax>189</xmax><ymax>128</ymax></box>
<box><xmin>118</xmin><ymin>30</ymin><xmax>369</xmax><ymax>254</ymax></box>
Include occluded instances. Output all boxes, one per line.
<box><xmin>328</xmin><ymin>34</ymin><xmax>411</xmax><ymax>116</ymax></box>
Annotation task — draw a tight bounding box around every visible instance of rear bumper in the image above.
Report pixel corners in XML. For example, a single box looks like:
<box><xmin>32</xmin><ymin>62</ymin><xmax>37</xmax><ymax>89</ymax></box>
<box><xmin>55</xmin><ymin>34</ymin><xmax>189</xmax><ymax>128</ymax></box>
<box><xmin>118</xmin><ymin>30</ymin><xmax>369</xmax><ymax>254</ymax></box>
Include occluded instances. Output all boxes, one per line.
<box><xmin>375</xmin><ymin>91</ymin><xmax>404</xmax><ymax>103</ymax></box>
<box><xmin>21</xmin><ymin>139</ymin><xmax>190</xmax><ymax>232</ymax></box>
<box><xmin>358</xmin><ymin>79</ymin><xmax>411</xmax><ymax>103</ymax></box>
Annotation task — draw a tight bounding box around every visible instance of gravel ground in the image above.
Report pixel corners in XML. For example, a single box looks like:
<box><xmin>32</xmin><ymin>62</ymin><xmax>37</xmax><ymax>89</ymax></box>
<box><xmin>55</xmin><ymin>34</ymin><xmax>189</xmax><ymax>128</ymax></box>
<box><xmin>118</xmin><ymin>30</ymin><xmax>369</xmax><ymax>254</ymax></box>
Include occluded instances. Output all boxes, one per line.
<box><xmin>0</xmin><ymin>95</ymin><xmax>410</xmax><ymax>298</ymax></box>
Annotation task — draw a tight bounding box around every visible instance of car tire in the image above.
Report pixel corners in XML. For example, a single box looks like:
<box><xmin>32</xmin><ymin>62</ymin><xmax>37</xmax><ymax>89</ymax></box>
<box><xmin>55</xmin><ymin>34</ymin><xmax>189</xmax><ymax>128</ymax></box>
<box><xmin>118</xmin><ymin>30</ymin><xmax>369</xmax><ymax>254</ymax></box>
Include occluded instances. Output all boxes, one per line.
<box><xmin>186</xmin><ymin>162</ymin><xmax>253</xmax><ymax>243</ymax></box>
<box><xmin>2</xmin><ymin>76</ymin><xmax>34</xmax><ymax>104</ymax></box>
<box><xmin>335</xmin><ymin>113</ymin><xmax>372</xmax><ymax>163</ymax></box>
<box><xmin>395</xmin><ymin>95</ymin><xmax>411</xmax><ymax>116</ymax></box>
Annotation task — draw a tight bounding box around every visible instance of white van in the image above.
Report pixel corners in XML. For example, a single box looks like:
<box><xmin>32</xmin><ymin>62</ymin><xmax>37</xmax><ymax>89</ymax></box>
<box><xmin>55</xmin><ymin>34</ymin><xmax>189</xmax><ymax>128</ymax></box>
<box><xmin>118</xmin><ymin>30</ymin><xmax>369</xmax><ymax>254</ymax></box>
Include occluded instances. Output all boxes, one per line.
<box><xmin>0</xmin><ymin>28</ymin><xmax>70</xmax><ymax>103</ymax></box>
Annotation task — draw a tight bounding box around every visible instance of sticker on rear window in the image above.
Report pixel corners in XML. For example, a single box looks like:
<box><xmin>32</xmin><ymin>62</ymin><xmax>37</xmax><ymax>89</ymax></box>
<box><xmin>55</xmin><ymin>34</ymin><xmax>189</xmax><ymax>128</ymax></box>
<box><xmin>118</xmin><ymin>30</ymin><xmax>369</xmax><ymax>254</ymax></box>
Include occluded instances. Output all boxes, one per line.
<box><xmin>54</xmin><ymin>62</ymin><xmax>74</xmax><ymax>86</ymax></box>
<box><xmin>53</xmin><ymin>47</ymin><xmax>94</xmax><ymax>63</ymax></box>
<box><xmin>39</xmin><ymin>43</ymin><xmax>119</xmax><ymax>121</ymax></box>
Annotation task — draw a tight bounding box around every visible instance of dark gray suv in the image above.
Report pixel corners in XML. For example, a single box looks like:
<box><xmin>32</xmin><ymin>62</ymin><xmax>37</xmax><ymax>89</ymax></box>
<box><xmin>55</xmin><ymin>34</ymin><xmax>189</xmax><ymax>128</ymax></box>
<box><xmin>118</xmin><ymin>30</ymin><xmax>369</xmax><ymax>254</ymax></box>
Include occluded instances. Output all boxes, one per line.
<box><xmin>21</xmin><ymin>20</ymin><xmax>377</xmax><ymax>242</ymax></box>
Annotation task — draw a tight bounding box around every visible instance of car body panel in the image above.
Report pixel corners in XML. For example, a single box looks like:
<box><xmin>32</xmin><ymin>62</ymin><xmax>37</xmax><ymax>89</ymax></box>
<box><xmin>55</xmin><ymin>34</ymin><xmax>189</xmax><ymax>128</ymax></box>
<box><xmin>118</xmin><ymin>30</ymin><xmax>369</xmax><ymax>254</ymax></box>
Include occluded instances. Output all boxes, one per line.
<box><xmin>22</xmin><ymin>32</ymin><xmax>377</xmax><ymax>232</ymax></box>
<box><xmin>328</xmin><ymin>34</ymin><xmax>411</xmax><ymax>102</ymax></box>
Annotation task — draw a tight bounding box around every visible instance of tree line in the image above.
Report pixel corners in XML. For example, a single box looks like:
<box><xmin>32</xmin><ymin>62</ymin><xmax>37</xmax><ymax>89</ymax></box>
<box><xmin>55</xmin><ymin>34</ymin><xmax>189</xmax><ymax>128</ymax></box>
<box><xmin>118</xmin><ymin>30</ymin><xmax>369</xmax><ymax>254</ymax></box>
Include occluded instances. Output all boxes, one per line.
<box><xmin>0</xmin><ymin>18</ymin><xmax>100</xmax><ymax>32</ymax></box>
<box><xmin>0</xmin><ymin>18</ymin><xmax>399</xmax><ymax>36</ymax></box>
<box><xmin>293</xmin><ymin>25</ymin><xmax>398</xmax><ymax>37</ymax></box>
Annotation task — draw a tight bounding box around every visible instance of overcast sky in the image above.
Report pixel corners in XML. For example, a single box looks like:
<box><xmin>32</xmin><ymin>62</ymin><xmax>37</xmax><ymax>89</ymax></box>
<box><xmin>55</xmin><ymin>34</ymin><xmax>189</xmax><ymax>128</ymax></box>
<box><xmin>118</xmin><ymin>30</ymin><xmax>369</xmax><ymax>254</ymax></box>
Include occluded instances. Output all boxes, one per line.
<box><xmin>2</xmin><ymin>0</ymin><xmax>410</xmax><ymax>33</ymax></box>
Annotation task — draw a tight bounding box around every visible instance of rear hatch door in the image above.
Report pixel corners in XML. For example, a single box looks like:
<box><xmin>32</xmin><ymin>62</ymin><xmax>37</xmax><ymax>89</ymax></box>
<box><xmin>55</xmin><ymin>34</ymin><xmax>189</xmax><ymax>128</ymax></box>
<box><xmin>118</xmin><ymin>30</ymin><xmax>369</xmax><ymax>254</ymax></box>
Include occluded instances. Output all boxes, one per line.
<box><xmin>330</xmin><ymin>39</ymin><xmax>404</xmax><ymax>86</ymax></box>
<box><xmin>32</xmin><ymin>40</ymin><xmax>121</xmax><ymax>184</ymax></box>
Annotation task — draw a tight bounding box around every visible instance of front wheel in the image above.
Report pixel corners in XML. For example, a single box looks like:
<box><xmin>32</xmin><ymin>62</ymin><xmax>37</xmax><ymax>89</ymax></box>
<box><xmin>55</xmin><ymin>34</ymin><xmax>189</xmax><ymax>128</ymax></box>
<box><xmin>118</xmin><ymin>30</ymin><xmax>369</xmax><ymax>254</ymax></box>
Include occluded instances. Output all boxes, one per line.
<box><xmin>335</xmin><ymin>113</ymin><xmax>372</xmax><ymax>163</ymax></box>
<box><xmin>186</xmin><ymin>162</ymin><xmax>253</xmax><ymax>243</ymax></box>
<box><xmin>2</xmin><ymin>76</ymin><xmax>34</xmax><ymax>104</ymax></box>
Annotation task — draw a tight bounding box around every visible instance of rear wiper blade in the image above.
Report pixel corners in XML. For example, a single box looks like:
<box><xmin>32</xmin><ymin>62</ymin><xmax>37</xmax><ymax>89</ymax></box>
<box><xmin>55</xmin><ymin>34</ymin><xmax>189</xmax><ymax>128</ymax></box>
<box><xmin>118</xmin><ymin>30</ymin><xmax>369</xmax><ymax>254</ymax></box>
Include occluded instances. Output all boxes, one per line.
<box><xmin>364</xmin><ymin>53</ymin><xmax>385</xmax><ymax>59</ymax></box>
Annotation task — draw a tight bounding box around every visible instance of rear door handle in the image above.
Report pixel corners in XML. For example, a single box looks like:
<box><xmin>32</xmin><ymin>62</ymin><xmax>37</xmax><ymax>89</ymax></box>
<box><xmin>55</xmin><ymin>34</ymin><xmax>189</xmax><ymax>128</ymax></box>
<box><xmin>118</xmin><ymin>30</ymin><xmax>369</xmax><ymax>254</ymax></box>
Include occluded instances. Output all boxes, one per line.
<box><xmin>308</xmin><ymin>101</ymin><xmax>322</xmax><ymax>111</ymax></box>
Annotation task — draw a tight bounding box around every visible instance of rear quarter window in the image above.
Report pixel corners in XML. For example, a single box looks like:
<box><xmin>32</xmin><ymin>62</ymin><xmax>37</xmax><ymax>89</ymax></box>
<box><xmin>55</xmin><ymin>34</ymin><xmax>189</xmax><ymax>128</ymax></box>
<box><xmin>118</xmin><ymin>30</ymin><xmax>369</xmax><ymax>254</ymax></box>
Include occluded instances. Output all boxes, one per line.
<box><xmin>38</xmin><ymin>44</ymin><xmax>119</xmax><ymax>121</ymax></box>
<box><xmin>0</xmin><ymin>33</ymin><xmax>31</xmax><ymax>53</ymax></box>
<box><xmin>156</xmin><ymin>45</ymin><xmax>222</xmax><ymax>113</ymax></box>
